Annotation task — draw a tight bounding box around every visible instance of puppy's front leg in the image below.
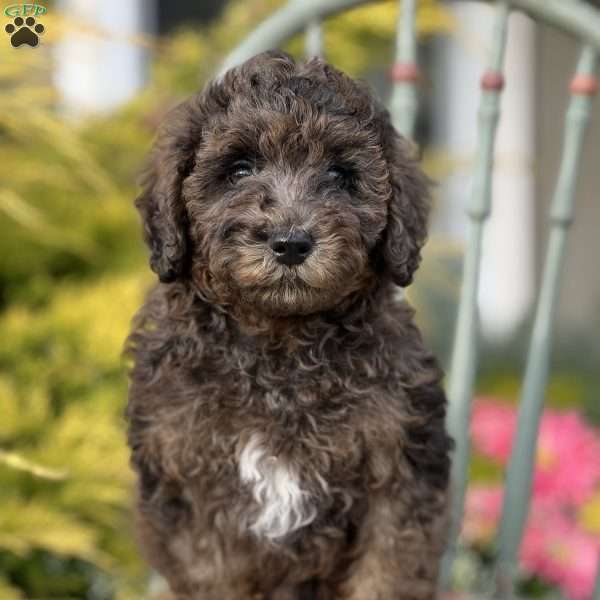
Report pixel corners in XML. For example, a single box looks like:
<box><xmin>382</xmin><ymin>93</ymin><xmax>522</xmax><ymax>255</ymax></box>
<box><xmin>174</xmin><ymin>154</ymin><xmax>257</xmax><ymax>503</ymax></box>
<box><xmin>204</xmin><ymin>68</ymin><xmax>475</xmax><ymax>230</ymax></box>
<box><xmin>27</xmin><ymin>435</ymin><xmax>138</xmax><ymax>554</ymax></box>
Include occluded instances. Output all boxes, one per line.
<box><xmin>339</xmin><ymin>493</ymin><xmax>447</xmax><ymax>600</ymax></box>
<box><xmin>136</xmin><ymin>503</ymin><xmax>265</xmax><ymax>600</ymax></box>
<box><xmin>167</xmin><ymin>527</ymin><xmax>278</xmax><ymax>600</ymax></box>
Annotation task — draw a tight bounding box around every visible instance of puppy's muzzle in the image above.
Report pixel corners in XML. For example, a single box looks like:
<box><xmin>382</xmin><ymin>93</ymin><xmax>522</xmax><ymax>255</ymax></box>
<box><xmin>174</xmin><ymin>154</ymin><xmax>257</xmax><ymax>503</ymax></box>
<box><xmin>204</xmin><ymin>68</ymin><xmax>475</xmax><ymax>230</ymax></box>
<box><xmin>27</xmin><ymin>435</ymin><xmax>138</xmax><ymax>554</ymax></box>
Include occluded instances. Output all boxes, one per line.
<box><xmin>269</xmin><ymin>228</ymin><xmax>314</xmax><ymax>266</ymax></box>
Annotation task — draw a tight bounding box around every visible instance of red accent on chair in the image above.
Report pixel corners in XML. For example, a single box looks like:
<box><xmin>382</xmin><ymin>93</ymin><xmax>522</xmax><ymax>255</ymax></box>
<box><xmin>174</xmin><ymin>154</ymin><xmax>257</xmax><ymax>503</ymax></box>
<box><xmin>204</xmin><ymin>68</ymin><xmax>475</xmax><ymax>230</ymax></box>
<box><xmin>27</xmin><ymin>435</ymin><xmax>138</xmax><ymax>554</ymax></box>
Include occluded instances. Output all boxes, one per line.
<box><xmin>569</xmin><ymin>75</ymin><xmax>599</xmax><ymax>96</ymax></box>
<box><xmin>390</xmin><ymin>63</ymin><xmax>420</xmax><ymax>83</ymax></box>
<box><xmin>481</xmin><ymin>71</ymin><xmax>505</xmax><ymax>92</ymax></box>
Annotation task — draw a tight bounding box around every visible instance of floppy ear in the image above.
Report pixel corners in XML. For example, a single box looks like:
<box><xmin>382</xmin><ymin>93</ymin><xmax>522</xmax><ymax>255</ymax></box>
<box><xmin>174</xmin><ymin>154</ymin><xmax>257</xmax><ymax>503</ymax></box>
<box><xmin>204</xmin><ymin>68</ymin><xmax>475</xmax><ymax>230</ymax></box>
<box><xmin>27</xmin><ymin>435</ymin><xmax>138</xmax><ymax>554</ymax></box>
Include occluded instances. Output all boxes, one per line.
<box><xmin>379</xmin><ymin>115</ymin><xmax>431</xmax><ymax>288</ymax></box>
<box><xmin>135</xmin><ymin>97</ymin><xmax>208</xmax><ymax>283</ymax></box>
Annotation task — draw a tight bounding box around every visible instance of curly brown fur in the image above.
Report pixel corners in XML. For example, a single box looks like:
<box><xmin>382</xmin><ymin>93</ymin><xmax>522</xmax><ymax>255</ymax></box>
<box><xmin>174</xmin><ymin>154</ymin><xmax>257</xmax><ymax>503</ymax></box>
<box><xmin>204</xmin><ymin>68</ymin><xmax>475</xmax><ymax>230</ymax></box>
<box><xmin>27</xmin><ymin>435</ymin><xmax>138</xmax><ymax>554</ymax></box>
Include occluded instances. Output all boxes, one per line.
<box><xmin>126</xmin><ymin>51</ymin><xmax>452</xmax><ymax>600</ymax></box>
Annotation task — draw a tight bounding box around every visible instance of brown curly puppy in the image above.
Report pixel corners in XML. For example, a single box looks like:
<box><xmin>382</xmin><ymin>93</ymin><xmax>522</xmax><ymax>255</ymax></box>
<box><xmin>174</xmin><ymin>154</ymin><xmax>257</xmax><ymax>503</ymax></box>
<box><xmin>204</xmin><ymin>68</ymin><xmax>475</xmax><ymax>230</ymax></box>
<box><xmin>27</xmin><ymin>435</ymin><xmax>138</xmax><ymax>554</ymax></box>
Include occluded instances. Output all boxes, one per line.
<box><xmin>126</xmin><ymin>51</ymin><xmax>452</xmax><ymax>600</ymax></box>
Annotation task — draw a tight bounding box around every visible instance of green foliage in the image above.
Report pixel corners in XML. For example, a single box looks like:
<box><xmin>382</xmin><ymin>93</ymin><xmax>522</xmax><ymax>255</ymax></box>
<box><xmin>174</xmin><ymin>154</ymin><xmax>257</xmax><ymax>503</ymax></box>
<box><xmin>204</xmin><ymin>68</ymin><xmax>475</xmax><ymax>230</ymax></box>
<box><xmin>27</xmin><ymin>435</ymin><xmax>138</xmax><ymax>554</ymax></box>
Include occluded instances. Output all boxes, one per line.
<box><xmin>0</xmin><ymin>274</ymin><xmax>150</xmax><ymax>598</ymax></box>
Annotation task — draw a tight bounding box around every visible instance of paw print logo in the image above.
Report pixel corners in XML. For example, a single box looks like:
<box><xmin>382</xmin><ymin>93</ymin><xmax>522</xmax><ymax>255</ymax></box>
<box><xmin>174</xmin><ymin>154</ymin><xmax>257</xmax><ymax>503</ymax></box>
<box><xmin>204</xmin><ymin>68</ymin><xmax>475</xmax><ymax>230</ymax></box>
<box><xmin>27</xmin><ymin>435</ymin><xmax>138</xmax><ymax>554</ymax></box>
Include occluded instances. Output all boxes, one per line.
<box><xmin>5</xmin><ymin>16</ymin><xmax>44</xmax><ymax>48</ymax></box>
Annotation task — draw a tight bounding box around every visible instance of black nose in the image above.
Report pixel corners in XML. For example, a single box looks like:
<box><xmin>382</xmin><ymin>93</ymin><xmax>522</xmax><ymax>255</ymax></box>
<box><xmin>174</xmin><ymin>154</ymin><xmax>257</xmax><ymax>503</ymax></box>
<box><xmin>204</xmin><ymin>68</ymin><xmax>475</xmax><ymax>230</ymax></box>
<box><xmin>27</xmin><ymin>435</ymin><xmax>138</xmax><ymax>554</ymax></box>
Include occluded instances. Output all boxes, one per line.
<box><xmin>270</xmin><ymin>229</ymin><xmax>314</xmax><ymax>266</ymax></box>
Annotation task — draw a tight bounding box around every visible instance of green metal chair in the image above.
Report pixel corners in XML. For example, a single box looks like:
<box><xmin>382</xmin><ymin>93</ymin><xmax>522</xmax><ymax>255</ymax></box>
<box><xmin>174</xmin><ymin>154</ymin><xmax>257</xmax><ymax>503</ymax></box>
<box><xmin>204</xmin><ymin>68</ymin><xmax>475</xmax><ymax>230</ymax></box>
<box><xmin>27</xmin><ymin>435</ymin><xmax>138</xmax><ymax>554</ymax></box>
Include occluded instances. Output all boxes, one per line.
<box><xmin>221</xmin><ymin>0</ymin><xmax>600</xmax><ymax>597</ymax></box>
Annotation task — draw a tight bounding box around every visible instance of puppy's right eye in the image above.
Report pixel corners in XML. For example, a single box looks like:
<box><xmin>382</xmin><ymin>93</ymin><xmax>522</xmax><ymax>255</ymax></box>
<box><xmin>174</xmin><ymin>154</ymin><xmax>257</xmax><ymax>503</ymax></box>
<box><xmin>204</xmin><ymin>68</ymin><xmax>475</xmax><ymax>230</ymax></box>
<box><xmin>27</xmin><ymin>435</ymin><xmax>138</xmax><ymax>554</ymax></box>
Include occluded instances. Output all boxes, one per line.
<box><xmin>229</xmin><ymin>159</ymin><xmax>255</xmax><ymax>183</ymax></box>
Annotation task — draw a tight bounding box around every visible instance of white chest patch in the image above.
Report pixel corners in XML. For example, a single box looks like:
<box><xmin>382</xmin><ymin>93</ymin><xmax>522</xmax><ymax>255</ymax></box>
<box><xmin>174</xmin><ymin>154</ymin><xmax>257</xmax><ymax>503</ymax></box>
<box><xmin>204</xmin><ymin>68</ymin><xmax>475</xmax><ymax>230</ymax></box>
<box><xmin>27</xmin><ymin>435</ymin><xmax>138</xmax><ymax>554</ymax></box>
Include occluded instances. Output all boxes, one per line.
<box><xmin>239</xmin><ymin>434</ymin><xmax>316</xmax><ymax>540</ymax></box>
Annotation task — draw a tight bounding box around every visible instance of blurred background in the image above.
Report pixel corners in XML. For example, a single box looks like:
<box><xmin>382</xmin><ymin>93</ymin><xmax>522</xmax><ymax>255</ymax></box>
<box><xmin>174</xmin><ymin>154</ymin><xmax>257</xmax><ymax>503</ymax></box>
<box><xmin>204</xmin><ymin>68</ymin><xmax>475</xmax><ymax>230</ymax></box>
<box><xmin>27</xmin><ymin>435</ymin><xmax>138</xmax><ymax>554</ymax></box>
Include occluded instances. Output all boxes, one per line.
<box><xmin>1</xmin><ymin>0</ymin><xmax>599</xmax><ymax>598</ymax></box>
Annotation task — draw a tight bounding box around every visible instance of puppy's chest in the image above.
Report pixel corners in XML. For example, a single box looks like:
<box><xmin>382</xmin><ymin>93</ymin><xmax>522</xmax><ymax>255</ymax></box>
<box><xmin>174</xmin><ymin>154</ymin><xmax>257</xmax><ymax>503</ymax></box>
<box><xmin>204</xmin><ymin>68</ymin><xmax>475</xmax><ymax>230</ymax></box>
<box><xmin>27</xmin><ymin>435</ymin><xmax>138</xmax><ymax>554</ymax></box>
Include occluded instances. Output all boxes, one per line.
<box><xmin>190</xmin><ymin>405</ymin><xmax>365</xmax><ymax>539</ymax></box>
<box><xmin>165</xmin><ymin>350</ymin><xmax>390</xmax><ymax>540</ymax></box>
<box><xmin>179</xmin><ymin>375</ymin><xmax>367</xmax><ymax>540</ymax></box>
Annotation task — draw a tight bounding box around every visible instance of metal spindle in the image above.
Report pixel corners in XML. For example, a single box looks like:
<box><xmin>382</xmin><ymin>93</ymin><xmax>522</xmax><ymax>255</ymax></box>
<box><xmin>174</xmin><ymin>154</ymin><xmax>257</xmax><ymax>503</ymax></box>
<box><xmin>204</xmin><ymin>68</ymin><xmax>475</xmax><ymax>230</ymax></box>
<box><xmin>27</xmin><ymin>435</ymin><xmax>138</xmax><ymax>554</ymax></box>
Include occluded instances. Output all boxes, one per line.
<box><xmin>305</xmin><ymin>19</ymin><xmax>324</xmax><ymax>58</ymax></box>
<box><xmin>390</xmin><ymin>0</ymin><xmax>419</xmax><ymax>139</ymax></box>
<box><xmin>494</xmin><ymin>45</ymin><xmax>599</xmax><ymax>595</ymax></box>
<box><xmin>439</xmin><ymin>2</ymin><xmax>511</xmax><ymax>589</ymax></box>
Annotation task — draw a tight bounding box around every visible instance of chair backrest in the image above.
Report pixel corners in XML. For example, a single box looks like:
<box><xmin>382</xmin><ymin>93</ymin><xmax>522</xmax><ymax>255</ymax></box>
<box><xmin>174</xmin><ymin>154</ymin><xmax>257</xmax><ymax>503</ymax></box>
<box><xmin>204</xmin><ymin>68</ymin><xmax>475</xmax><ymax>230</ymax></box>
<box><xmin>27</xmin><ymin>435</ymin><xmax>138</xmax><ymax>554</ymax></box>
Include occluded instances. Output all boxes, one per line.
<box><xmin>221</xmin><ymin>1</ymin><xmax>600</xmax><ymax>596</ymax></box>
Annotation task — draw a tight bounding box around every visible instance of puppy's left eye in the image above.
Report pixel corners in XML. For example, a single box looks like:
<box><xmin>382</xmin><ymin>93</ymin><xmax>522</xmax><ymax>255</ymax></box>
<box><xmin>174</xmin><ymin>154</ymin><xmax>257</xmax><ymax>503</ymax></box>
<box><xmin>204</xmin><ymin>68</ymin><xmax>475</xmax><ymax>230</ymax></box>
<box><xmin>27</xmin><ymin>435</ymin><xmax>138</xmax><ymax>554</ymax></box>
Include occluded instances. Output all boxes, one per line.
<box><xmin>326</xmin><ymin>166</ymin><xmax>354</xmax><ymax>191</ymax></box>
<box><xmin>229</xmin><ymin>159</ymin><xmax>256</xmax><ymax>182</ymax></box>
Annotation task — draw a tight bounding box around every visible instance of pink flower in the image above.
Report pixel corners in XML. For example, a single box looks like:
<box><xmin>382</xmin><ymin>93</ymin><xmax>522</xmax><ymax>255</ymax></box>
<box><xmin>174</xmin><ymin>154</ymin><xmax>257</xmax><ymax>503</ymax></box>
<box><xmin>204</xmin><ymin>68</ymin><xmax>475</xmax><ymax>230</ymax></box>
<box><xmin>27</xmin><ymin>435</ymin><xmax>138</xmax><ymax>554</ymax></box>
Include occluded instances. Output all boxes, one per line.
<box><xmin>463</xmin><ymin>485</ymin><xmax>503</xmax><ymax>544</ymax></box>
<box><xmin>470</xmin><ymin>398</ymin><xmax>516</xmax><ymax>463</ymax></box>
<box><xmin>466</xmin><ymin>399</ymin><xmax>600</xmax><ymax>598</ymax></box>
<box><xmin>534</xmin><ymin>411</ymin><xmax>600</xmax><ymax>506</ymax></box>
<box><xmin>521</xmin><ymin>508</ymin><xmax>600</xmax><ymax>600</ymax></box>
<box><xmin>464</xmin><ymin>485</ymin><xmax>600</xmax><ymax>599</ymax></box>
<box><xmin>471</xmin><ymin>399</ymin><xmax>600</xmax><ymax>506</ymax></box>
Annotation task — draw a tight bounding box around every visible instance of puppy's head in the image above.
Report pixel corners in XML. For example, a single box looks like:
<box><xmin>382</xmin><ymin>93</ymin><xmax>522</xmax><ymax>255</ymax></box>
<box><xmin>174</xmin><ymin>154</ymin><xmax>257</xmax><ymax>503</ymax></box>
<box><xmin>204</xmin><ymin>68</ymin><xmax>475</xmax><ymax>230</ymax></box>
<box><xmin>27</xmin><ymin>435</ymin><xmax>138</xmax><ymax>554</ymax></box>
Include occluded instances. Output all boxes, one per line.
<box><xmin>137</xmin><ymin>51</ymin><xmax>430</xmax><ymax>317</ymax></box>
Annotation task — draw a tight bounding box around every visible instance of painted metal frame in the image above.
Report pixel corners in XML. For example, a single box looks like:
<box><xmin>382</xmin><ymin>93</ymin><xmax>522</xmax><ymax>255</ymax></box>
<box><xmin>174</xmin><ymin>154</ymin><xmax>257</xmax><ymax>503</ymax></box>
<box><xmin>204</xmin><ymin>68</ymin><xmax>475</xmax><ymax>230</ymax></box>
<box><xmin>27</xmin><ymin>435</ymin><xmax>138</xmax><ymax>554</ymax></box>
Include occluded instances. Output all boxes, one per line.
<box><xmin>220</xmin><ymin>0</ymin><xmax>600</xmax><ymax>75</ymax></box>
<box><xmin>440</xmin><ymin>2</ymin><xmax>510</xmax><ymax>587</ymax></box>
<box><xmin>495</xmin><ymin>44</ymin><xmax>599</xmax><ymax>594</ymax></box>
<box><xmin>390</xmin><ymin>0</ymin><xmax>419</xmax><ymax>139</ymax></box>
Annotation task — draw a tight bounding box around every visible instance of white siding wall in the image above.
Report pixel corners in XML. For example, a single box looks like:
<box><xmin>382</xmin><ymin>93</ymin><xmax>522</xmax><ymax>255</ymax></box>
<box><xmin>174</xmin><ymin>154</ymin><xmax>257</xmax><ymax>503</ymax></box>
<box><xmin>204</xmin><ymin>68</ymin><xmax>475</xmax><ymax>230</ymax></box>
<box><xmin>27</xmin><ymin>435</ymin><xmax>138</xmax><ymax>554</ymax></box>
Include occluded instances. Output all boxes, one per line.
<box><xmin>54</xmin><ymin>0</ymin><xmax>153</xmax><ymax>116</ymax></box>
